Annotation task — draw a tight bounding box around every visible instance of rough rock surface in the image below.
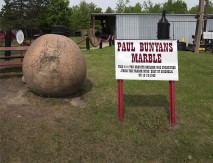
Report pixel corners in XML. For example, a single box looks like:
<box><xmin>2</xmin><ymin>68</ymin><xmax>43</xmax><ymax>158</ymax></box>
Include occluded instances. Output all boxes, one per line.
<box><xmin>22</xmin><ymin>34</ymin><xmax>86</xmax><ymax>97</ymax></box>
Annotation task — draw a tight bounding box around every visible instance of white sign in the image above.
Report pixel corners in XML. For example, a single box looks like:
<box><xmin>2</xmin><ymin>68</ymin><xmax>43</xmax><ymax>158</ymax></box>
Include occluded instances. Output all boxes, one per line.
<box><xmin>115</xmin><ymin>40</ymin><xmax>179</xmax><ymax>81</ymax></box>
<box><xmin>16</xmin><ymin>30</ymin><xmax>24</xmax><ymax>44</ymax></box>
<box><xmin>203</xmin><ymin>32</ymin><xmax>213</xmax><ymax>39</ymax></box>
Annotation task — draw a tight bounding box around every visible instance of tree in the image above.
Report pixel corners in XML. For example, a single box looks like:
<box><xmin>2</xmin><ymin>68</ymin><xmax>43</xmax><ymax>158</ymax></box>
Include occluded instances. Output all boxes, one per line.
<box><xmin>78</xmin><ymin>1</ymin><xmax>90</xmax><ymax>29</ymax></box>
<box><xmin>88</xmin><ymin>2</ymin><xmax>102</xmax><ymax>13</ymax></box>
<box><xmin>124</xmin><ymin>3</ymin><xmax>142</xmax><ymax>13</ymax></box>
<box><xmin>163</xmin><ymin>0</ymin><xmax>188</xmax><ymax>14</ymax></box>
<box><xmin>105</xmin><ymin>7</ymin><xmax>114</xmax><ymax>13</ymax></box>
<box><xmin>143</xmin><ymin>0</ymin><xmax>162</xmax><ymax>13</ymax></box>
<box><xmin>189</xmin><ymin>1</ymin><xmax>213</xmax><ymax>15</ymax></box>
<box><xmin>70</xmin><ymin>1</ymin><xmax>102</xmax><ymax>31</ymax></box>
<box><xmin>116</xmin><ymin>0</ymin><xmax>129</xmax><ymax>13</ymax></box>
<box><xmin>27</xmin><ymin>0</ymin><xmax>51</xmax><ymax>28</ymax></box>
<box><xmin>45</xmin><ymin>0</ymin><xmax>71</xmax><ymax>28</ymax></box>
<box><xmin>0</xmin><ymin>0</ymin><xmax>29</xmax><ymax>29</ymax></box>
<box><xmin>133</xmin><ymin>3</ymin><xmax>142</xmax><ymax>13</ymax></box>
<box><xmin>0</xmin><ymin>0</ymin><xmax>51</xmax><ymax>30</ymax></box>
<box><xmin>206</xmin><ymin>1</ymin><xmax>213</xmax><ymax>14</ymax></box>
<box><xmin>188</xmin><ymin>6</ymin><xmax>198</xmax><ymax>14</ymax></box>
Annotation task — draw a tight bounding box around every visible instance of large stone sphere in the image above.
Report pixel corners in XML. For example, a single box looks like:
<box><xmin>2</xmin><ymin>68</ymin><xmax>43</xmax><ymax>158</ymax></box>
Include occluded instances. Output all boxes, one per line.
<box><xmin>22</xmin><ymin>34</ymin><xmax>86</xmax><ymax>97</ymax></box>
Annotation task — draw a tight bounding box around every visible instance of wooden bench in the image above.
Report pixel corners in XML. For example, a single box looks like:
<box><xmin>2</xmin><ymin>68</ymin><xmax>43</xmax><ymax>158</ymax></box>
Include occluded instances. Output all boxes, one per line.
<box><xmin>0</xmin><ymin>46</ymin><xmax>29</xmax><ymax>67</ymax></box>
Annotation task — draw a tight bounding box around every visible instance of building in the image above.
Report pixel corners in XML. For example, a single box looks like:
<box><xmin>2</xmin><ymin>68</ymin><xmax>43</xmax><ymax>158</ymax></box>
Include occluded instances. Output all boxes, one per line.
<box><xmin>91</xmin><ymin>13</ymin><xmax>213</xmax><ymax>45</ymax></box>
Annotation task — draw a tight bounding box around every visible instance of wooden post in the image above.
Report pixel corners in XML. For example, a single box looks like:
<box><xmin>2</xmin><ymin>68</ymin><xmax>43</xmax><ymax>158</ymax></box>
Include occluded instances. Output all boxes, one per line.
<box><xmin>20</xmin><ymin>50</ymin><xmax>23</xmax><ymax>63</ymax></box>
<box><xmin>118</xmin><ymin>80</ymin><xmax>124</xmax><ymax>123</ymax></box>
<box><xmin>86</xmin><ymin>37</ymin><xmax>90</xmax><ymax>50</ymax></box>
<box><xmin>99</xmin><ymin>39</ymin><xmax>102</xmax><ymax>49</ymax></box>
<box><xmin>169</xmin><ymin>81</ymin><xmax>176</xmax><ymax>126</ymax></box>
<box><xmin>109</xmin><ymin>35</ymin><xmax>112</xmax><ymax>47</ymax></box>
<box><xmin>194</xmin><ymin>0</ymin><xmax>205</xmax><ymax>53</ymax></box>
<box><xmin>92</xmin><ymin>15</ymin><xmax>96</xmax><ymax>43</ymax></box>
<box><xmin>5</xmin><ymin>31</ymin><xmax>11</xmax><ymax>59</ymax></box>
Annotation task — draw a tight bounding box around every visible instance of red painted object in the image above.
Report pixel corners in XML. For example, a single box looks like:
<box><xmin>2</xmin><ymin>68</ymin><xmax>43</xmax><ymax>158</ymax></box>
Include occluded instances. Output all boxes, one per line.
<box><xmin>117</xmin><ymin>79</ymin><xmax>176</xmax><ymax>125</ymax></box>
<box><xmin>169</xmin><ymin>81</ymin><xmax>176</xmax><ymax>126</ymax></box>
<box><xmin>0</xmin><ymin>46</ymin><xmax>29</xmax><ymax>51</ymax></box>
<box><xmin>0</xmin><ymin>63</ymin><xmax>22</xmax><ymax>67</ymax></box>
<box><xmin>20</xmin><ymin>50</ymin><xmax>23</xmax><ymax>62</ymax></box>
<box><xmin>0</xmin><ymin>46</ymin><xmax>28</xmax><ymax>67</ymax></box>
<box><xmin>0</xmin><ymin>55</ymin><xmax>24</xmax><ymax>59</ymax></box>
<box><xmin>118</xmin><ymin>80</ymin><xmax>124</xmax><ymax>123</ymax></box>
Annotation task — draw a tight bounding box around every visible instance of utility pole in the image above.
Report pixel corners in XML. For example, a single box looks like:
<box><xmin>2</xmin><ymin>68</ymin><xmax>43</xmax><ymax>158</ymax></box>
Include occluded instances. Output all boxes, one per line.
<box><xmin>194</xmin><ymin>0</ymin><xmax>208</xmax><ymax>53</ymax></box>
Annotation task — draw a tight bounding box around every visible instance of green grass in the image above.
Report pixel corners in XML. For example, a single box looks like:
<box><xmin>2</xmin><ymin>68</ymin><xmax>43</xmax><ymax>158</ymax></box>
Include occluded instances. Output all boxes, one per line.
<box><xmin>70</xmin><ymin>36</ymin><xmax>87</xmax><ymax>49</ymax></box>
<box><xmin>82</xmin><ymin>48</ymin><xmax>213</xmax><ymax>162</ymax></box>
<box><xmin>0</xmin><ymin>47</ymin><xmax>213</xmax><ymax>162</ymax></box>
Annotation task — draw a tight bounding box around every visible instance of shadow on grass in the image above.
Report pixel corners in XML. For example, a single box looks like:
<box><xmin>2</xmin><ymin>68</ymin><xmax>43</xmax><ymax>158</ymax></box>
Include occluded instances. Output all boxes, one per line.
<box><xmin>0</xmin><ymin>66</ymin><xmax>23</xmax><ymax>79</ymax></box>
<box><xmin>124</xmin><ymin>94</ymin><xmax>170</xmax><ymax>134</ymax></box>
<box><xmin>72</xmin><ymin>78</ymin><xmax>93</xmax><ymax>97</ymax></box>
<box><xmin>40</xmin><ymin>78</ymin><xmax>94</xmax><ymax>98</ymax></box>
<box><xmin>124</xmin><ymin>94</ymin><xmax>169</xmax><ymax>110</ymax></box>
<box><xmin>25</xmin><ymin>78</ymin><xmax>93</xmax><ymax>99</ymax></box>
<box><xmin>0</xmin><ymin>66</ymin><xmax>22</xmax><ymax>73</ymax></box>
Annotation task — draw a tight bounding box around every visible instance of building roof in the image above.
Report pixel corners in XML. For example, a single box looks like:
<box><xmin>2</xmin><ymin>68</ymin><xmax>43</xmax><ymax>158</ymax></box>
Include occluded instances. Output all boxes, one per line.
<box><xmin>91</xmin><ymin>13</ymin><xmax>199</xmax><ymax>17</ymax></box>
<box><xmin>91</xmin><ymin>13</ymin><xmax>213</xmax><ymax>22</ymax></box>
<box><xmin>91</xmin><ymin>13</ymin><xmax>116</xmax><ymax>20</ymax></box>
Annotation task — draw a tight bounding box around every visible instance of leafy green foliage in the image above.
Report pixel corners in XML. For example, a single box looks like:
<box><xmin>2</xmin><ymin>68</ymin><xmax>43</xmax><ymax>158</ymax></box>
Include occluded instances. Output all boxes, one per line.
<box><xmin>0</xmin><ymin>0</ymin><xmax>51</xmax><ymax>29</ymax></box>
<box><xmin>105</xmin><ymin>7</ymin><xmax>115</xmax><ymax>13</ymax></box>
<box><xmin>45</xmin><ymin>0</ymin><xmax>71</xmax><ymax>28</ymax></box>
<box><xmin>70</xmin><ymin>1</ymin><xmax>102</xmax><ymax>31</ymax></box>
<box><xmin>163</xmin><ymin>0</ymin><xmax>188</xmax><ymax>14</ymax></box>
<box><xmin>116</xmin><ymin>0</ymin><xmax>130</xmax><ymax>13</ymax></box>
<box><xmin>124</xmin><ymin>3</ymin><xmax>142</xmax><ymax>13</ymax></box>
<box><xmin>188</xmin><ymin>6</ymin><xmax>199</xmax><ymax>14</ymax></box>
<box><xmin>206</xmin><ymin>1</ymin><xmax>213</xmax><ymax>14</ymax></box>
<box><xmin>0</xmin><ymin>0</ymin><xmax>207</xmax><ymax>34</ymax></box>
<box><xmin>189</xmin><ymin>1</ymin><xmax>213</xmax><ymax>15</ymax></box>
<box><xmin>143</xmin><ymin>0</ymin><xmax>163</xmax><ymax>13</ymax></box>
<box><xmin>132</xmin><ymin>3</ymin><xmax>143</xmax><ymax>13</ymax></box>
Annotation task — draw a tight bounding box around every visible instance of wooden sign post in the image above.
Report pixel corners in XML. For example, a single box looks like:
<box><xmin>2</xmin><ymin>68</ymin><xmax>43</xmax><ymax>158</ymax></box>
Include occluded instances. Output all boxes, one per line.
<box><xmin>118</xmin><ymin>80</ymin><xmax>124</xmax><ymax>122</ymax></box>
<box><xmin>115</xmin><ymin>40</ymin><xmax>179</xmax><ymax>126</ymax></box>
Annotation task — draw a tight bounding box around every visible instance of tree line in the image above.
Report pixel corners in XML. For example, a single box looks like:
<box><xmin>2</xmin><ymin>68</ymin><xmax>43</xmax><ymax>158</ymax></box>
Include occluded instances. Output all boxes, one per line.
<box><xmin>0</xmin><ymin>0</ymin><xmax>213</xmax><ymax>35</ymax></box>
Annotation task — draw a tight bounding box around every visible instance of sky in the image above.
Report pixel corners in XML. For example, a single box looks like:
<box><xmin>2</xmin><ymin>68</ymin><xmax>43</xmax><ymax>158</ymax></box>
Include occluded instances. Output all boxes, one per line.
<box><xmin>0</xmin><ymin>0</ymin><xmax>199</xmax><ymax>11</ymax></box>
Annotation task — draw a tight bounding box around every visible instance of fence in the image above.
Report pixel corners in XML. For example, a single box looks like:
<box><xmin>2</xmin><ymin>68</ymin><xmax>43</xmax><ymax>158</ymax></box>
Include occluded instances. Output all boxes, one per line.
<box><xmin>75</xmin><ymin>35</ymin><xmax>114</xmax><ymax>50</ymax></box>
<box><xmin>0</xmin><ymin>46</ymin><xmax>29</xmax><ymax>67</ymax></box>
<box><xmin>0</xmin><ymin>35</ymin><xmax>114</xmax><ymax>68</ymax></box>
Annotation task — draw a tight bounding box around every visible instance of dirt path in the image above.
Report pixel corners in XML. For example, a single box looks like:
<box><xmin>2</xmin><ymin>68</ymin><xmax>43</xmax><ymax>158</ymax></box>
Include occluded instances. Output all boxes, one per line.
<box><xmin>0</xmin><ymin>66</ymin><xmax>87</xmax><ymax>121</ymax></box>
